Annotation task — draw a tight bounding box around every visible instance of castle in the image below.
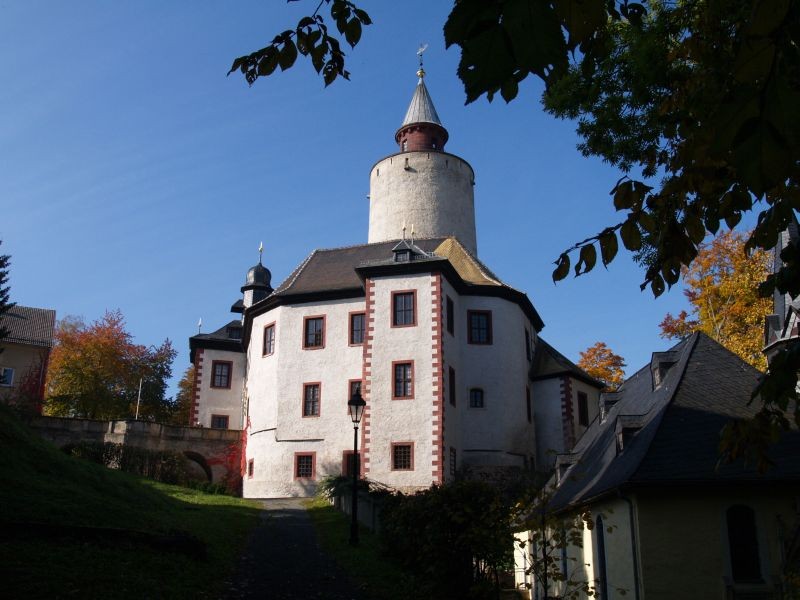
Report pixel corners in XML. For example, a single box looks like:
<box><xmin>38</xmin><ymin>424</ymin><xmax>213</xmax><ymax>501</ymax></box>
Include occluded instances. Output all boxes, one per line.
<box><xmin>189</xmin><ymin>66</ymin><xmax>603</xmax><ymax>498</ymax></box>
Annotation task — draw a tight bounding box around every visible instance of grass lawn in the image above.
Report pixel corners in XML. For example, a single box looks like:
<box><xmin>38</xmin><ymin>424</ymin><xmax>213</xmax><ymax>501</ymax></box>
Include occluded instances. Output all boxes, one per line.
<box><xmin>0</xmin><ymin>405</ymin><xmax>261</xmax><ymax>598</ymax></box>
<box><xmin>304</xmin><ymin>497</ymin><xmax>420</xmax><ymax>600</ymax></box>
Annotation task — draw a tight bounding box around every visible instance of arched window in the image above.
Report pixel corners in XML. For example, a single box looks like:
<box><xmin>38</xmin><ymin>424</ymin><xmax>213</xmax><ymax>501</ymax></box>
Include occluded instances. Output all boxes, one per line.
<box><xmin>596</xmin><ymin>515</ymin><xmax>609</xmax><ymax>600</ymax></box>
<box><xmin>726</xmin><ymin>505</ymin><xmax>762</xmax><ymax>582</ymax></box>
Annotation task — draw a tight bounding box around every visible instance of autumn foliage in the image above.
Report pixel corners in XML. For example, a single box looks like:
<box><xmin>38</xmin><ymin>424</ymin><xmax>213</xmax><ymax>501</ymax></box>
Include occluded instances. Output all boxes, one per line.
<box><xmin>659</xmin><ymin>230</ymin><xmax>772</xmax><ymax>370</ymax></box>
<box><xmin>577</xmin><ymin>342</ymin><xmax>626</xmax><ymax>391</ymax></box>
<box><xmin>45</xmin><ymin>310</ymin><xmax>176</xmax><ymax>420</ymax></box>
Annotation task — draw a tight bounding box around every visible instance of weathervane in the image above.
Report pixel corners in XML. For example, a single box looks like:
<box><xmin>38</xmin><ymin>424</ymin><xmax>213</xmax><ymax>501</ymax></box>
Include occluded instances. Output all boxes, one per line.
<box><xmin>198</xmin><ymin>317</ymin><xmax>202</xmax><ymax>334</ymax></box>
<box><xmin>258</xmin><ymin>241</ymin><xmax>264</xmax><ymax>264</ymax></box>
<box><xmin>417</xmin><ymin>43</ymin><xmax>428</xmax><ymax>79</ymax></box>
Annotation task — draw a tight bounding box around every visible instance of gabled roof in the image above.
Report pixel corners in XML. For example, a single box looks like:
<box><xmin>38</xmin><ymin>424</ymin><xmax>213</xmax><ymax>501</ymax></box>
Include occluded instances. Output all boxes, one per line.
<box><xmin>401</xmin><ymin>77</ymin><xmax>442</xmax><ymax>128</ymax></box>
<box><xmin>0</xmin><ymin>305</ymin><xmax>56</xmax><ymax>348</ymax></box>
<box><xmin>243</xmin><ymin>237</ymin><xmax>545</xmax><ymax>347</ymax></box>
<box><xmin>549</xmin><ymin>333</ymin><xmax>800</xmax><ymax>512</ymax></box>
<box><xmin>530</xmin><ymin>338</ymin><xmax>603</xmax><ymax>388</ymax></box>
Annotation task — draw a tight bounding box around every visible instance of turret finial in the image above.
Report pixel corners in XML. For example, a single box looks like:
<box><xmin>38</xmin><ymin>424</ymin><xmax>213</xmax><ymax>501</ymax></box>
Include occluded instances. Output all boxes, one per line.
<box><xmin>417</xmin><ymin>43</ymin><xmax>428</xmax><ymax>80</ymax></box>
<box><xmin>258</xmin><ymin>241</ymin><xmax>264</xmax><ymax>264</ymax></box>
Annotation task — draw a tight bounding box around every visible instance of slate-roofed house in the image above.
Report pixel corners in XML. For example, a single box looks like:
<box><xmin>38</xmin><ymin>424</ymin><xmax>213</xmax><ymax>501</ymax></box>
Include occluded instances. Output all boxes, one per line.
<box><xmin>515</xmin><ymin>332</ymin><xmax>800</xmax><ymax>599</ymax></box>
<box><xmin>189</xmin><ymin>66</ymin><xmax>594</xmax><ymax>498</ymax></box>
<box><xmin>0</xmin><ymin>305</ymin><xmax>56</xmax><ymax>408</ymax></box>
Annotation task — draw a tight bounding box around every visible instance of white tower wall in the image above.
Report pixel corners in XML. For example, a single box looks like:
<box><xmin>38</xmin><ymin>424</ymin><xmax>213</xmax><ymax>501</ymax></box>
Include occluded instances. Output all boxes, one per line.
<box><xmin>368</xmin><ymin>151</ymin><xmax>477</xmax><ymax>255</ymax></box>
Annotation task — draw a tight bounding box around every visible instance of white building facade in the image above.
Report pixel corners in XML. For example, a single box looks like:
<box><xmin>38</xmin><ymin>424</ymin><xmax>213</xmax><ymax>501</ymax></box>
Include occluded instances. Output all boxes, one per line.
<box><xmin>190</xmin><ymin>69</ymin><xmax>601</xmax><ymax>497</ymax></box>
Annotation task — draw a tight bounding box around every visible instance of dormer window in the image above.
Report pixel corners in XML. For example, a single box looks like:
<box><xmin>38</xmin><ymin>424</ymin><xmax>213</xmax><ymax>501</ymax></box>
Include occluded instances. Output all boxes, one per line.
<box><xmin>227</xmin><ymin>326</ymin><xmax>242</xmax><ymax>340</ymax></box>
<box><xmin>395</xmin><ymin>250</ymin><xmax>410</xmax><ymax>262</ymax></box>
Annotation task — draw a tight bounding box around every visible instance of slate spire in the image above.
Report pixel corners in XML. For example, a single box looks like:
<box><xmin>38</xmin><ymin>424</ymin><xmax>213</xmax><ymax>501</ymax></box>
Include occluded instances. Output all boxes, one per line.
<box><xmin>394</xmin><ymin>60</ymin><xmax>449</xmax><ymax>152</ymax></box>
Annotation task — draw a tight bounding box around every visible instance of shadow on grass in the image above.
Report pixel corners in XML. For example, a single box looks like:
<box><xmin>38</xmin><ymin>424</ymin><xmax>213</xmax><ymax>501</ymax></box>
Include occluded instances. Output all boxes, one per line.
<box><xmin>0</xmin><ymin>405</ymin><xmax>262</xmax><ymax>599</ymax></box>
<box><xmin>304</xmin><ymin>498</ymin><xmax>421</xmax><ymax>600</ymax></box>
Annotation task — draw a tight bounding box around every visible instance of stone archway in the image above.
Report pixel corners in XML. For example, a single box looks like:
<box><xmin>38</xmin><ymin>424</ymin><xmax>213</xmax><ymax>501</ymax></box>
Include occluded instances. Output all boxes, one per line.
<box><xmin>183</xmin><ymin>450</ymin><xmax>213</xmax><ymax>482</ymax></box>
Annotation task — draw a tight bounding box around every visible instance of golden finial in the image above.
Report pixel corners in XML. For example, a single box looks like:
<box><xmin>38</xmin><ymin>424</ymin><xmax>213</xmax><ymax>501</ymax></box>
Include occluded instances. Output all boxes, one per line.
<box><xmin>417</xmin><ymin>43</ymin><xmax>428</xmax><ymax>79</ymax></box>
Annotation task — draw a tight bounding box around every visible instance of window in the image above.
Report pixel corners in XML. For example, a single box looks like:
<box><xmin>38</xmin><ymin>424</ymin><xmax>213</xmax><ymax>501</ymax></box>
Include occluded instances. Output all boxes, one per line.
<box><xmin>391</xmin><ymin>443</ymin><xmax>413</xmax><ymax>470</ymax></box>
<box><xmin>342</xmin><ymin>451</ymin><xmax>360</xmax><ymax>477</ymax></box>
<box><xmin>596</xmin><ymin>515</ymin><xmax>609</xmax><ymax>600</ymax></box>
<box><xmin>247</xmin><ymin>459</ymin><xmax>254</xmax><ymax>478</ymax></box>
<box><xmin>526</xmin><ymin>387</ymin><xmax>532</xmax><ymax>423</ymax></box>
<box><xmin>446</xmin><ymin>296</ymin><xmax>454</xmax><ymax>335</ymax></box>
<box><xmin>469</xmin><ymin>388</ymin><xmax>484</xmax><ymax>408</ymax></box>
<box><xmin>210</xmin><ymin>414</ymin><xmax>229</xmax><ymax>429</ymax></box>
<box><xmin>467</xmin><ymin>310</ymin><xmax>492</xmax><ymax>344</ymax></box>
<box><xmin>392</xmin><ymin>291</ymin><xmax>416</xmax><ymax>327</ymax></box>
<box><xmin>525</xmin><ymin>329</ymin><xmax>531</xmax><ymax>361</ymax></box>
<box><xmin>0</xmin><ymin>367</ymin><xmax>14</xmax><ymax>387</ymax></box>
<box><xmin>349</xmin><ymin>379</ymin><xmax>362</xmax><ymax>397</ymax></box>
<box><xmin>393</xmin><ymin>362</ymin><xmax>413</xmax><ymax>399</ymax></box>
<box><xmin>450</xmin><ymin>447</ymin><xmax>457</xmax><ymax>477</ymax></box>
<box><xmin>303</xmin><ymin>383</ymin><xmax>321</xmax><ymax>417</ymax></box>
<box><xmin>303</xmin><ymin>316</ymin><xmax>325</xmax><ymax>349</ymax></box>
<box><xmin>263</xmin><ymin>323</ymin><xmax>275</xmax><ymax>356</ymax></box>
<box><xmin>402</xmin><ymin>139</ymin><xmax>408</xmax><ymax>151</ymax></box>
<box><xmin>227</xmin><ymin>326</ymin><xmax>242</xmax><ymax>340</ymax></box>
<box><xmin>349</xmin><ymin>312</ymin><xmax>365</xmax><ymax>345</ymax></box>
<box><xmin>449</xmin><ymin>367</ymin><xmax>456</xmax><ymax>406</ymax></box>
<box><xmin>578</xmin><ymin>392</ymin><xmax>589</xmax><ymax>427</ymax></box>
<box><xmin>294</xmin><ymin>453</ymin><xmax>316</xmax><ymax>479</ymax></box>
<box><xmin>211</xmin><ymin>361</ymin><xmax>232</xmax><ymax>389</ymax></box>
<box><xmin>727</xmin><ymin>505</ymin><xmax>762</xmax><ymax>582</ymax></box>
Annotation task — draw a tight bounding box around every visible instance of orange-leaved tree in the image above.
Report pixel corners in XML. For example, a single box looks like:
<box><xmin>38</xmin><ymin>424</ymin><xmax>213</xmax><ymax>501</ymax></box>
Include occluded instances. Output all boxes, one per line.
<box><xmin>659</xmin><ymin>230</ymin><xmax>772</xmax><ymax>370</ymax></box>
<box><xmin>172</xmin><ymin>365</ymin><xmax>196</xmax><ymax>426</ymax></box>
<box><xmin>45</xmin><ymin>310</ymin><xmax>176</xmax><ymax>420</ymax></box>
<box><xmin>577</xmin><ymin>342</ymin><xmax>626</xmax><ymax>391</ymax></box>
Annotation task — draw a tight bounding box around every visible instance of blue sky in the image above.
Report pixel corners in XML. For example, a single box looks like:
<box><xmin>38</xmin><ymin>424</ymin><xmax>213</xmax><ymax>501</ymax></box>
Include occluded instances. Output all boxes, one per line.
<box><xmin>2</xmin><ymin>1</ymin><xmax>711</xmax><ymax>396</ymax></box>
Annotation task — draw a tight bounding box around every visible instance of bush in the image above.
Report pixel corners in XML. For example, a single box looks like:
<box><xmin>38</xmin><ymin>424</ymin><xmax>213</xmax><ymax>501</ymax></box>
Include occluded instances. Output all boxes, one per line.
<box><xmin>315</xmin><ymin>474</ymin><xmax>370</xmax><ymax>500</ymax></box>
<box><xmin>63</xmin><ymin>442</ymin><xmax>191</xmax><ymax>486</ymax></box>
<box><xmin>379</xmin><ymin>480</ymin><xmax>514</xmax><ymax>600</ymax></box>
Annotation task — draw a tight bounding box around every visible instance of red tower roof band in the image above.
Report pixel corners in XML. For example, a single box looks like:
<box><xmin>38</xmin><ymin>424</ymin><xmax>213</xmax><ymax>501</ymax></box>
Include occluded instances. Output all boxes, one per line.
<box><xmin>394</xmin><ymin>68</ymin><xmax>449</xmax><ymax>153</ymax></box>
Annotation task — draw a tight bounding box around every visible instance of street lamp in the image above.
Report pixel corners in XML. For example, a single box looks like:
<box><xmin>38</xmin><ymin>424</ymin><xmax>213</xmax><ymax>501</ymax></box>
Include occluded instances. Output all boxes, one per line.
<box><xmin>347</xmin><ymin>386</ymin><xmax>366</xmax><ymax>546</ymax></box>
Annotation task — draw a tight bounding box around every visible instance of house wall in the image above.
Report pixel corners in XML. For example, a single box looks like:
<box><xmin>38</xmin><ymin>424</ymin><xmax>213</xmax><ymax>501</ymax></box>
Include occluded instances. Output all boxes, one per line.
<box><xmin>0</xmin><ymin>341</ymin><xmax>49</xmax><ymax>402</ymax></box>
<box><xmin>569</xmin><ymin>379</ymin><xmax>601</xmax><ymax>444</ymax></box>
<box><xmin>635</xmin><ymin>486</ymin><xmax>800</xmax><ymax>599</ymax></box>
<box><xmin>194</xmin><ymin>347</ymin><xmax>245</xmax><ymax>429</ymax></box>
<box><xmin>244</xmin><ymin>298</ymin><xmax>365</xmax><ymax>498</ymax></box>
<box><xmin>532</xmin><ymin>377</ymin><xmax>564</xmax><ymax>469</ymax></box>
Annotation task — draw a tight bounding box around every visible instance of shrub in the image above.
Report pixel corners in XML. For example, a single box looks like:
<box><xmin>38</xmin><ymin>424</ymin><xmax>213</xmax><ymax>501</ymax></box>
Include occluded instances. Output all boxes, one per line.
<box><xmin>379</xmin><ymin>480</ymin><xmax>514</xmax><ymax>600</ymax></box>
<box><xmin>63</xmin><ymin>442</ymin><xmax>191</xmax><ymax>486</ymax></box>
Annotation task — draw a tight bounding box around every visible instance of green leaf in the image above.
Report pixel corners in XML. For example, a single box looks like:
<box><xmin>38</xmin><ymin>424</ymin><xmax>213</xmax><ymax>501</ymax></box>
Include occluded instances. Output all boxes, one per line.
<box><xmin>257</xmin><ymin>48</ymin><xmax>280</xmax><ymax>77</ymax></box>
<box><xmin>353</xmin><ymin>8</ymin><xmax>372</xmax><ymax>25</ymax></box>
<box><xmin>503</xmin><ymin>0</ymin><xmax>567</xmax><ymax>80</ymax></box>
<box><xmin>344</xmin><ymin>18</ymin><xmax>362</xmax><ymax>47</ymax></box>
<box><xmin>684</xmin><ymin>214</ymin><xmax>705</xmax><ymax>245</ymax></box>
<box><xmin>553</xmin><ymin>0</ymin><xmax>606</xmax><ymax>49</ymax></box>
<box><xmin>278</xmin><ymin>40</ymin><xmax>298</xmax><ymax>71</ymax></box>
<box><xmin>575</xmin><ymin>243</ymin><xmax>597</xmax><ymax>275</ymax></box>
<box><xmin>552</xmin><ymin>253</ymin><xmax>570</xmax><ymax>282</ymax></box>
<box><xmin>613</xmin><ymin>181</ymin><xmax>634</xmax><ymax>210</ymax></box>
<box><xmin>620</xmin><ymin>218</ymin><xmax>642</xmax><ymax>251</ymax></box>
<box><xmin>599</xmin><ymin>231</ymin><xmax>618</xmax><ymax>266</ymax></box>
<box><xmin>501</xmin><ymin>77</ymin><xmax>519</xmax><ymax>103</ymax></box>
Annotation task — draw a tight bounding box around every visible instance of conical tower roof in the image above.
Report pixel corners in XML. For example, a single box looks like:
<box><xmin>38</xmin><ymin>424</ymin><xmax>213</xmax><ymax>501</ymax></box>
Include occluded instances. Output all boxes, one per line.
<box><xmin>400</xmin><ymin>74</ymin><xmax>442</xmax><ymax>127</ymax></box>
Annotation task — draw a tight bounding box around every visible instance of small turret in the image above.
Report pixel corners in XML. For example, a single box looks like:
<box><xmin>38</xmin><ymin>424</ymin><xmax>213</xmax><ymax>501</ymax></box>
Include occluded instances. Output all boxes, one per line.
<box><xmin>233</xmin><ymin>243</ymin><xmax>273</xmax><ymax>313</ymax></box>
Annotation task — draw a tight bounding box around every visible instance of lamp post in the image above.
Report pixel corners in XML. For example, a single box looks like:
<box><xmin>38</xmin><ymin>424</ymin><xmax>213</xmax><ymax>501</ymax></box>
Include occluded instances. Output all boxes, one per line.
<box><xmin>347</xmin><ymin>386</ymin><xmax>366</xmax><ymax>546</ymax></box>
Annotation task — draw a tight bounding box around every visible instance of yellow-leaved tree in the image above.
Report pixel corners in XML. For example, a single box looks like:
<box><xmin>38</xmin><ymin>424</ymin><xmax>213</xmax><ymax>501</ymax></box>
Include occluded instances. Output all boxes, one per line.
<box><xmin>660</xmin><ymin>230</ymin><xmax>772</xmax><ymax>370</ymax></box>
<box><xmin>577</xmin><ymin>342</ymin><xmax>626</xmax><ymax>391</ymax></box>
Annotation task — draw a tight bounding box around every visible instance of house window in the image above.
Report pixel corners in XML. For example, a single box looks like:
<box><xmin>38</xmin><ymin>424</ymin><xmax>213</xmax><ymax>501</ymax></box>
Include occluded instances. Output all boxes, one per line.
<box><xmin>349</xmin><ymin>312</ymin><xmax>365</xmax><ymax>345</ymax></box>
<box><xmin>342</xmin><ymin>451</ymin><xmax>360</xmax><ymax>477</ymax></box>
<box><xmin>210</xmin><ymin>414</ymin><xmax>229</xmax><ymax>429</ymax></box>
<box><xmin>392</xmin><ymin>291</ymin><xmax>416</xmax><ymax>326</ymax></box>
<box><xmin>211</xmin><ymin>361</ymin><xmax>232</xmax><ymax>389</ymax></box>
<box><xmin>263</xmin><ymin>323</ymin><xmax>275</xmax><ymax>356</ymax></box>
<box><xmin>391</xmin><ymin>443</ymin><xmax>413</xmax><ymax>470</ymax></box>
<box><xmin>578</xmin><ymin>391</ymin><xmax>589</xmax><ymax>426</ymax></box>
<box><xmin>446</xmin><ymin>296</ymin><xmax>454</xmax><ymax>335</ymax></box>
<box><xmin>349</xmin><ymin>379</ymin><xmax>362</xmax><ymax>397</ymax></box>
<box><xmin>467</xmin><ymin>310</ymin><xmax>492</xmax><ymax>344</ymax></box>
<box><xmin>449</xmin><ymin>367</ymin><xmax>456</xmax><ymax>406</ymax></box>
<box><xmin>525</xmin><ymin>329</ymin><xmax>531</xmax><ymax>361</ymax></box>
<box><xmin>469</xmin><ymin>388</ymin><xmax>484</xmax><ymax>408</ymax></box>
<box><xmin>402</xmin><ymin>139</ymin><xmax>408</xmax><ymax>151</ymax></box>
<box><xmin>247</xmin><ymin>459</ymin><xmax>254</xmax><ymax>478</ymax></box>
<box><xmin>303</xmin><ymin>316</ymin><xmax>325</xmax><ymax>349</ymax></box>
<box><xmin>450</xmin><ymin>447</ymin><xmax>457</xmax><ymax>477</ymax></box>
<box><xmin>596</xmin><ymin>515</ymin><xmax>609</xmax><ymax>600</ymax></box>
<box><xmin>294</xmin><ymin>453</ymin><xmax>316</xmax><ymax>479</ymax></box>
<box><xmin>526</xmin><ymin>387</ymin><xmax>531</xmax><ymax>423</ymax></box>
<box><xmin>0</xmin><ymin>367</ymin><xmax>14</xmax><ymax>387</ymax></box>
<box><xmin>393</xmin><ymin>362</ymin><xmax>413</xmax><ymax>399</ymax></box>
<box><xmin>303</xmin><ymin>383</ymin><xmax>321</xmax><ymax>417</ymax></box>
<box><xmin>727</xmin><ymin>505</ymin><xmax>762</xmax><ymax>582</ymax></box>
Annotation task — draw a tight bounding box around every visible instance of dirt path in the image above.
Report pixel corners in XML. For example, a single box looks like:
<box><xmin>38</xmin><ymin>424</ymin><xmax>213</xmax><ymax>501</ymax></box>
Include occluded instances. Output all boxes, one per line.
<box><xmin>223</xmin><ymin>498</ymin><xmax>371</xmax><ymax>600</ymax></box>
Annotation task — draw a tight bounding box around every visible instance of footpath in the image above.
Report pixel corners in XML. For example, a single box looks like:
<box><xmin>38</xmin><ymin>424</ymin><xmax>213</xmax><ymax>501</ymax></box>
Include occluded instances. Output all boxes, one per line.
<box><xmin>224</xmin><ymin>498</ymin><xmax>372</xmax><ymax>600</ymax></box>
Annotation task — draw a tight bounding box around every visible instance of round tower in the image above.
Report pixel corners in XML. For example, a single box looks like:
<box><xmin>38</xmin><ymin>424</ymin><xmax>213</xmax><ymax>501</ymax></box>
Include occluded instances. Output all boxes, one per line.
<box><xmin>241</xmin><ymin>250</ymin><xmax>272</xmax><ymax>309</ymax></box>
<box><xmin>368</xmin><ymin>67</ymin><xmax>478</xmax><ymax>255</ymax></box>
